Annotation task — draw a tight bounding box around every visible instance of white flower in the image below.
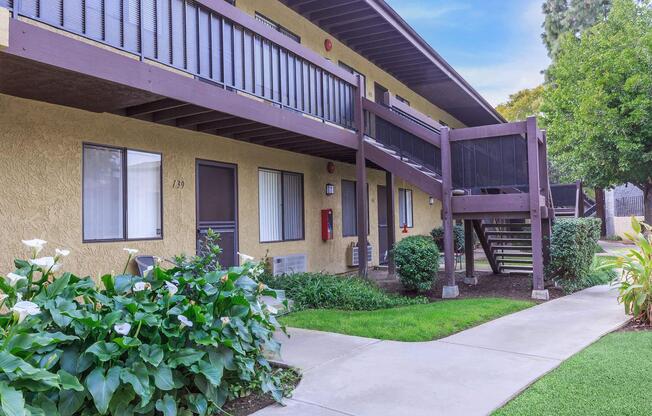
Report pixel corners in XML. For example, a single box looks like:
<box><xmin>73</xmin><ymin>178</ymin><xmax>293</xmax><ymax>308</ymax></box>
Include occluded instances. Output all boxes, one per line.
<box><xmin>55</xmin><ymin>248</ymin><xmax>70</xmax><ymax>257</ymax></box>
<box><xmin>164</xmin><ymin>281</ymin><xmax>178</xmax><ymax>296</ymax></box>
<box><xmin>5</xmin><ymin>272</ymin><xmax>27</xmax><ymax>287</ymax></box>
<box><xmin>22</xmin><ymin>239</ymin><xmax>47</xmax><ymax>255</ymax></box>
<box><xmin>144</xmin><ymin>265</ymin><xmax>154</xmax><ymax>276</ymax></box>
<box><xmin>221</xmin><ymin>317</ymin><xmax>231</xmax><ymax>325</ymax></box>
<box><xmin>0</xmin><ymin>293</ymin><xmax>8</xmax><ymax>303</ymax></box>
<box><xmin>266</xmin><ymin>305</ymin><xmax>278</xmax><ymax>315</ymax></box>
<box><xmin>123</xmin><ymin>248</ymin><xmax>139</xmax><ymax>255</ymax></box>
<box><xmin>12</xmin><ymin>301</ymin><xmax>41</xmax><ymax>323</ymax></box>
<box><xmin>133</xmin><ymin>281</ymin><xmax>150</xmax><ymax>292</ymax></box>
<box><xmin>238</xmin><ymin>252</ymin><xmax>254</xmax><ymax>263</ymax></box>
<box><xmin>29</xmin><ymin>257</ymin><xmax>56</xmax><ymax>271</ymax></box>
<box><xmin>178</xmin><ymin>315</ymin><xmax>193</xmax><ymax>328</ymax></box>
<box><xmin>114</xmin><ymin>323</ymin><xmax>131</xmax><ymax>336</ymax></box>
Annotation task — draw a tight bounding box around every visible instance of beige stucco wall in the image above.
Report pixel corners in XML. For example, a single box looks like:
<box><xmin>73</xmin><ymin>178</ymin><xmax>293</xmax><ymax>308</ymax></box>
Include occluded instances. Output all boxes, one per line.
<box><xmin>0</xmin><ymin>94</ymin><xmax>441</xmax><ymax>278</ymax></box>
<box><xmin>236</xmin><ymin>0</ymin><xmax>465</xmax><ymax>128</ymax></box>
<box><xmin>611</xmin><ymin>216</ymin><xmax>645</xmax><ymax>240</ymax></box>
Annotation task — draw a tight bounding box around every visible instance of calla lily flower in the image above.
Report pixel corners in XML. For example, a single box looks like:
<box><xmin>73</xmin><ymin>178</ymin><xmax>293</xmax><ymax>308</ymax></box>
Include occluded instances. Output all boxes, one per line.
<box><xmin>133</xmin><ymin>282</ymin><xmax>151</xmax><ymax>292</ymax></box>
<box><xmin>114</xmin><ymin>323</ymin><xmax>131</xmax><ymax>335</ymax></box>
<box><xmin>178</xmin><ymin>315</ymin><xmax>193</xmax><ymax>328</ymax></box>
<box><xmin>123</xmin><ymin>248</ymin><xmax>139</xmax><ymax>255</ymax></box>
<box><xmin>266</xmin><ymin>305</ymin><xmax>278</xmax><ymax>315</ymax></box>
<box><xmin>238</xmin><ymin>252</ymin><xmax>254</xmax><ymax>262</ymax></box>
<box><xmin>221</xmin><ymin>317</ymin><xmax>231</xmax><ymax>325</ymax></box>
<box><xmin>5</xmin><ymin>272</ymin><xmax>27</xmax><ymax>286</ymax></box>
<box><xmin>29</xmin><ymin>257</ymin><xmax>60</xmax><ymax>272</ymax></box>
<box><xmin>22</xmin><ymin>239</ymin><xmax>46</xmax><ymax>256</ymax></box>
<box><xmin>12</xmin><ymin>301</ymin><xmax>41</xmax><ymax>323</ymax></box>
<box><xmin>164</xmin><ymin>281</ymin><xmax>178</xmax><ymax>296</ymax></box>
<box><xmin>55</xmin><ymin>248</ymin><xmax>70</xmax><ymax>257</ymax></box>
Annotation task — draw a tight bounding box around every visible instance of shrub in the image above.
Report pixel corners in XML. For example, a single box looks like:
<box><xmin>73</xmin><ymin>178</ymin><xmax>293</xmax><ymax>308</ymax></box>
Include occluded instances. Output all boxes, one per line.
<box><xmin>394</xmin><ymin>235</ymin><xmax>440</xmax><ymax>292</ymax></box>
<box><xmin>261</xmin><ymin>273</ymin><xmax>426</xmax><ymax>311</ymax></box>
<box><xmin>0</xmin><ymin>236</ymin><xmax>285</xmax><ymax>415</ymax></box>
<box><xmin>606</xmin><ymin>217</ymin><xmax>652</xmax><ymax>324</ymax></box>
<box><xmin>557</xmin><ymin>256</ymin><xmax>617</xmax><ymax>294</ymax></box>
<box><xmin>547</xmin><ymin>218</ymin><xmax>602</xmax><ymax>282</ymax></box>
<box><xmin>431</xmin><ymin>225</ymin><xmax>465</xmax><ymax>252</ymax></box>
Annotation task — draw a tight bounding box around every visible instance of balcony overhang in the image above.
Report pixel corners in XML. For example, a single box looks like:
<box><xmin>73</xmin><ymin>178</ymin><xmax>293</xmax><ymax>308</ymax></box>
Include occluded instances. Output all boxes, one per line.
<box><xmin>0</xmin><ymin>18</ymin><xmax>360</xmax><ymax>162</ymax></box>
<box><xmin>279</xmin><ymin>0</ymin><xmax>505</xmax><ymax>127</ymax></box>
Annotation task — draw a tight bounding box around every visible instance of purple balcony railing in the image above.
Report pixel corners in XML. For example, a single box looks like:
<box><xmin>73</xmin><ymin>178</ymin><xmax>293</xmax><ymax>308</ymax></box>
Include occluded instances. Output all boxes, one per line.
<box><xmin>4</xmin><ymin>0</ymin><xmax>356</xmax><ymax>129</ymax></box>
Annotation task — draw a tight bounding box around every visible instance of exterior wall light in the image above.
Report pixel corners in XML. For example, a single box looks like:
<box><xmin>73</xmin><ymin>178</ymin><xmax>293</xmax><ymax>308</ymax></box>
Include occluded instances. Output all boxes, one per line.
<box><xmin>429</xmin><ymin>196</ymin><xmax>435</xmax><ymax>205</ymax></box>
<box><xmin>326</xmin><ymin>183</ymin><xmax>335</xmax><ymax>195</ymax></box>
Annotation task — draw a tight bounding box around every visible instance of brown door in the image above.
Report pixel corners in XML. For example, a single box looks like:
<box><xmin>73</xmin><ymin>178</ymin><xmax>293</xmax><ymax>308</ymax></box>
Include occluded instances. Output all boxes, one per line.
<box><xmin>377</xmin><ymin>185</ymin><xmax>389</xmax><ymax>265</ymax></box>
<box><xmin>196</xmin><ymin>160</ymin><xmax>238</xmax><ymax>267</ymax></box>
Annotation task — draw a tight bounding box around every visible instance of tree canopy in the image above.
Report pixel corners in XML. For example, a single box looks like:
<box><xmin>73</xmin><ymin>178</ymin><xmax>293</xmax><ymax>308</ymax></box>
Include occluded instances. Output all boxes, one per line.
<box><xmin>496</xmin><ymin>85</ymin><xmax>544</xmax><ymax>122</ymax></box>
<box><xmin>542</xmin><ymin>0</ymin><xmax>612</xmax><ymax>59</ymax></box>
<box><xmin>542</xmin><ymin>0</ymin><xmax>652</xmax><ymax>220</ymax></box>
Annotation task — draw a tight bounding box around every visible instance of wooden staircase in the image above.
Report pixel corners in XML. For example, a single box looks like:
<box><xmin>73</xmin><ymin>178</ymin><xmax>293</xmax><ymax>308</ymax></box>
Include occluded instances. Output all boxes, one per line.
<box><xmin>477</xmin><ymin>221</ymin><xmax>534</xmax><ymax>275</ymax></box>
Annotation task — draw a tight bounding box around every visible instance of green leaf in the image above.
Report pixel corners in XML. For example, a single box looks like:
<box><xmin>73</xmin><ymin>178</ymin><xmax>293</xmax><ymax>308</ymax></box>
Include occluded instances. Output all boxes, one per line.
<box><xmin>120</xmin><ymin>363</ymin><xmax>152</xmax><ymax>407</ymax></box>
<box><xmin>101</xmin><ymin>274</ymin><xmax>115</xmax><ymax>294</ymax></box>
<box><xmin>0</xmin><ymin>381</ymin><xmax>25</xmax><ymax>416</ymax></box>
<box><xmin>58</xmin><ymin>370</ymin><xmax>84</xmax><ymax>392</ymax></box>
<box><xmin>167</xmin><ymin>349</ymin><xmax>205</xmax><ymax>368</ymax></box>
<box><xmin>155</xmin><ymin>394</ymin><xmax>177</xmax><ymax>416</ymax></box>
<box><xmin>197</xmin><ymin>359</ymin><xmax>223</xmax><ymax>386</ymax></box>
<box><xmin>113</xmin><ymin>337</ymin><xmax>142</xmax><ymax>349</ymax></box>
<box><xmin>139</xmin><ymin>344</ymin><xmax>164</xmax><ymax>366</ymax></box>
<box><xmin>46</xmin><ymin>273</ymin><xmax>71</xmax><ymax>298</ymax></box>
<box><xmin>58</xmin><ymin>390</ymin><xmax>85</xmax><ymax>416</ymax></box>
<box><xmin>86</xmin><ymin>367</ymin><xmax>122</xmax><ymax>415</ymax></box>
<box><xmin>186</xmin><ymin>394</ymin><xmax>208</xmax><ymax>416</ymax></box>
<box><xmin>153</xmin><ymin>365</ymin><xmax>175</xmax><ymax>391</ymax></box>
<box><xmin>85</xmin><ymin>341</ymin><xmax>120</xmax><ymax>362</ymax></box>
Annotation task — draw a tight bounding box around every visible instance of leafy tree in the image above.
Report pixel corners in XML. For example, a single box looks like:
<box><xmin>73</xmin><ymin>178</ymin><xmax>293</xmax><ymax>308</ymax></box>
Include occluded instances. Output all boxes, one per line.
<box><xmin>542</xmin><ymin>0</ymin><xmax>652</xmax><ymax>223</ymax></box>
<box><xmin>542</xmin><ymin>0</ymin><xmax>612</xmax><ymax>59</ymax></box>
<box><xmin>496</xmin><ymin>85</ymin><xmax>544</xmax><ymax>122</ymax></box>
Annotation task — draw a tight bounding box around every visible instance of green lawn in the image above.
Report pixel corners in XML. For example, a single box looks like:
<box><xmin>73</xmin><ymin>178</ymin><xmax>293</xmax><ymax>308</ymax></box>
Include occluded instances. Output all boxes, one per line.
<box><xmin>280</xmin><ymin>298</ymin><xmax>533</xmax><ymax>342</ymax></box>
<box><xmin>494</xmin><ymin>331</ymin><xmax>652</xmax><ymax>416</ymax></box>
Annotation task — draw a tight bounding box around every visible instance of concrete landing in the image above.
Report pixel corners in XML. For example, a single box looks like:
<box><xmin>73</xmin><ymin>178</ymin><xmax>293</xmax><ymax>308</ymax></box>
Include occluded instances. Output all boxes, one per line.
<box><xmin>256</xmin><ymin>285</ymin><xmax>628</xmax><ymax>416</ymax></box>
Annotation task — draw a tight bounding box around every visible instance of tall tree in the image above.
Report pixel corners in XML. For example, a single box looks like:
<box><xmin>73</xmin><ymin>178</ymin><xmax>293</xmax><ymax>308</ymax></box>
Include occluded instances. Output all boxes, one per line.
<box><xmin>542</xmin><ymin>0</ymin><xmax>612</xmax><ymax>59</ymax></box>
<box><xmin>496</xmin><ymin>85</ymin><xmax>544</xmax><ymax>122</ymax></box>
<box><xmin>543</xmin><ymin>0</ymin><xmax>652</xmax><ymax>223</ymax></box>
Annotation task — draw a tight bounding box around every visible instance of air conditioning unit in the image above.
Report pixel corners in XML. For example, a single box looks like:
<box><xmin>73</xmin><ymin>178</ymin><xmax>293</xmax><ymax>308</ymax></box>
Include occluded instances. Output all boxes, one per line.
<box><xmin>268</xmin><ymin>254</ymin><xmax>307</xmax><ymax>276</ymax></box>
<box><xmin>347</xmin><ymin>243</ymin><xmax>373</xmax><ymax>267</ymax></box>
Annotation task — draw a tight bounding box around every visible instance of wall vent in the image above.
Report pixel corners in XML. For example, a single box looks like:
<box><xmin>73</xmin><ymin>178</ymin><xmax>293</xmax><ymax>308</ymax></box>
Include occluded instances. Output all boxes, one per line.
<box><xmin>347</xmin><ymin>243</ymin><xmax>373</xmax><ymax>267</ymax></box>
<box><xmin>269</xmin><ymin>254</ymin><xmax>307</xmax><ymax>276</ymax></box>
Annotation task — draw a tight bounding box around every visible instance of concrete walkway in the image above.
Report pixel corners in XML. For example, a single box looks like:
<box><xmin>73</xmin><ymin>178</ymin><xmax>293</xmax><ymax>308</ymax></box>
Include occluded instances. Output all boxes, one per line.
<box><xmin>255</xmin><ymin>285</ymin><xmax>628</xmax><ymax>416</ymax></box>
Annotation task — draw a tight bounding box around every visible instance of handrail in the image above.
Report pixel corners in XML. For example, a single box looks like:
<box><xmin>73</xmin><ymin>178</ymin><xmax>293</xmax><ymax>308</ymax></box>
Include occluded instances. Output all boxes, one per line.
<box><xmin>383</xmin><ymin>92</ymin><xmax>443</xmax><ymax>133</ymax></box>
<box><xmin>7</xmin><ymin>0</ymin><xmax>357</xmax><ymax>130</ymax></box>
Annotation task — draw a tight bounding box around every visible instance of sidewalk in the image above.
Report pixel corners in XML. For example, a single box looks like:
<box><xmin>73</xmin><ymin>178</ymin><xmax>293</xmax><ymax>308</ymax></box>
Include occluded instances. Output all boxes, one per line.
<box><xmin>255</xmin><ymin>285</ymin><xmax>628</xmax><ymax>416</ymax></box>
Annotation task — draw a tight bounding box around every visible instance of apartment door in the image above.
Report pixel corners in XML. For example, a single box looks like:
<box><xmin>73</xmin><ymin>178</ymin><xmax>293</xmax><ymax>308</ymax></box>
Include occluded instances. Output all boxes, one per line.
<box><xmin>196</xmin><ymin>160</ymin><xmax>238</xmax><ymax>267</ymax></box>
<box><xmin>377</xmin><ymin>185</ymin><xmax>389</xmax><ymax>265</ymax></box>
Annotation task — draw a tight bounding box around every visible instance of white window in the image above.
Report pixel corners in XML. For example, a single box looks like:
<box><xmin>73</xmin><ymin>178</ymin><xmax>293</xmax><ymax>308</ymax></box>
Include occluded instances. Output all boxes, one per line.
<box><xmin>83</xmin><ymin>144</ymin><xmax>162</xmax><ymax>241</ymax></box>
<box><xmin>259</xmin><ymin>169</ymin><xmax>304</xmax><ymax>242</ymax></box>
<box><xmin>399</xmin><ymin>188</ymin><xmax>413</xmax><ymax>228</ymax></box>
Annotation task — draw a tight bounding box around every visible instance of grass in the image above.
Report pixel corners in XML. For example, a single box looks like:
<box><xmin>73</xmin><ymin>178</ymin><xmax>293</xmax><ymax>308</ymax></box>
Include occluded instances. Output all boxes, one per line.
<box><xmin>494</xmin><ymin>331</ymin><xmax>652</xmax><ymax>416</ymax></box>
<box><xmin>280</xmin><ymin>298</ymin><xmax>534</xmax><ymax>342</ymax></box>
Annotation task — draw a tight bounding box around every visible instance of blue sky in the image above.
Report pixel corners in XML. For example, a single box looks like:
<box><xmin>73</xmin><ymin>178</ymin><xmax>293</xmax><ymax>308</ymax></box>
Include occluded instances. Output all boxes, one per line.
<box><xmin>385</xmin><ymin>0</ymin><xmax>550</xmax><ymax>106</ymax></box>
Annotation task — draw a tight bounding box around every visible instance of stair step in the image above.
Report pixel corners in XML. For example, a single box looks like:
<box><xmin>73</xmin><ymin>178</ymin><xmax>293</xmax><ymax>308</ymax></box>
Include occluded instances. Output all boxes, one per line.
<box><xmin>498</xmin><ymin>259</ymin><xmax>533</xmax><ymax>264</ymax></box>
<box><xmin>485</xmin><ymin>231</ymin><xmax>531</xmax><ymax>235</ymax></box>
<box><xmin>492</xmin><ymin>246</ymin><xmax>532</xmax><ymax>251</ymax></box>
<box><xmin>494</xmin><ymin>253</ymin><xmax>532</xmax><ymax>258</ymax></box>
<box><xmin>501</xmin><ymin>265</ymin><xmax>533</xmax><ymax>271</ymax></box>
<box><xmin>489</xmin><ymin>238</ymin><xmax>532</xmax><ymax>243</ymax></box>
<box><xmin>482</xmin><ymin>223</ymin><xmax>530</xmax><ymax>229</ymax></box>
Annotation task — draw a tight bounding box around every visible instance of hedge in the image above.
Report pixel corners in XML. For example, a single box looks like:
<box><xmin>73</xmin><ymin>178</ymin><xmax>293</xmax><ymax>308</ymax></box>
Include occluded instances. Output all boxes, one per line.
<box><xmin>547</xmin><ymin>218</ymin><xmax>602</xmax><ymax>281</ymax></box>
<box><xmin>394</xmin><ymin>235</ymin><xmax>440</xmax><ymax>292</ymax></box>
<box><xmin>431</xmin><ymin>224</ymin><xmax>465</xmax><ymax>252</ymax></box>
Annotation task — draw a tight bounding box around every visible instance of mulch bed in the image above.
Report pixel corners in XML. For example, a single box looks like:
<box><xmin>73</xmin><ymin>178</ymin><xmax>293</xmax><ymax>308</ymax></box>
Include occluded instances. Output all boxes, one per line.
<box><xmin>617</xmin><ymin>318</ymin><xmax>652</xmax><ymax>333</ymax></box>
<box><xmin>221</xmin><ymin>368</ymin><xmax>301</xmax><ymax>416</ymax></box>
<box><xmin>379</xmin><ymin>271</ymin><xmax>564</xmax><ymax>302</ymax></box>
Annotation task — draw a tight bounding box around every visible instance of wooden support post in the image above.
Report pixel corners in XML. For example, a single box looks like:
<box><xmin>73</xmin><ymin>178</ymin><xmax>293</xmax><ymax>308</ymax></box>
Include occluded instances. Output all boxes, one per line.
<box><xmin>527</xmin><ymin>117</ymin><xmax>548</xmax><ymax>300</ymax></box>
<box><xmin>354</xmin><ymin>75</ymin><xmax>368</xmax><ymax>278</ymax></box>
<box><xmin>385</xmin><ymin>171</ymin><xmax>396</xmax><ymax>276</ymax></box>
<box><xmin>463</xmin><ymin>220</ymin><xmax>477</xmax><ymax>285</ymax></box>
<box><xmin>539</xmin><ymin>131</ymin><xmax>553</xmax><ymax>266</ymax></box>
<box><xmin>595</xmin><ymin>187</ymin><xmax>607</xmax><ymax>237</ymax></box>
<box><xmin>440</xmin><ymin>127</ymin><xmax>459</xmax><ymax>298</ymax></box>
<box><xmin>575</xmin><ymin>180</ymin><xmax>585</xmax><ymax>218</ymax></box>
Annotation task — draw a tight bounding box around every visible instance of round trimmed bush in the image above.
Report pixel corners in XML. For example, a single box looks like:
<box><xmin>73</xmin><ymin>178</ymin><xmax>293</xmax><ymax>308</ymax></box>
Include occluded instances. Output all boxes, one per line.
<box><xmin>430</xmin><ymin>225</ymin><xmax>465</xmax><ymax>252</ymax></box>
<box><xmin>394</xmin><ymin>235</ymin><xmax>440</xmax><ymax>292</ymax></box>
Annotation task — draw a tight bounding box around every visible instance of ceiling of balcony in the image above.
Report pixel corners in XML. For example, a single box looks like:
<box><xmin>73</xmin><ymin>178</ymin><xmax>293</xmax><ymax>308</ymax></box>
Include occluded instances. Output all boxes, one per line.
<box><xmin>279</xmin><ymin>0</ymin><xmax>505</xmax><ymax>127</ymax></box>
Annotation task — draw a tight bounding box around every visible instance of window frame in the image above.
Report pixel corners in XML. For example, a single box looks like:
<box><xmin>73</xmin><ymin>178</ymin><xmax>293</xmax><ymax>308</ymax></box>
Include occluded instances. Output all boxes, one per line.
<box><xmin>395</xmin><ymin>94</ymin><xmax>410</xmax><ymax>106</ymax></box>
<box><xmin>341</xmin><ymin>179</ymin><xmax>370</xmax><ymax>237</ymax></box>
<box><xmin>82</xmin><ymin>143</ymin><xmax>164</xmax><ymax>243</ymax></box>
<box><xmin>258</xmin><ymin>167</ymin><xmax>305</xmax><ymax>243</ymax></box>
<box><xmin>398</xmin><ymin>188</ymin><xmax>414</xmax><ymax>229</ymax></box>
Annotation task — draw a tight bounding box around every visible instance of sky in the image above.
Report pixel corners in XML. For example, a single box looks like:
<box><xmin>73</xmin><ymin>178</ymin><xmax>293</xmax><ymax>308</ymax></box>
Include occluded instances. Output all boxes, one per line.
<box><xmin>385</xmin><ymin>0</ymin><xmax>551</xmax><ymax>106</ymax></box>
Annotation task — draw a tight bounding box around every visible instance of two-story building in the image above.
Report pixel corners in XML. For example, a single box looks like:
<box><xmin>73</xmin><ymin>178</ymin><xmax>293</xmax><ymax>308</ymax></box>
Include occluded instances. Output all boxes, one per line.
<box><xmin>0</xmin><ymin>0</ymin><xmax>553</xmax><ymax>299</ymax></box>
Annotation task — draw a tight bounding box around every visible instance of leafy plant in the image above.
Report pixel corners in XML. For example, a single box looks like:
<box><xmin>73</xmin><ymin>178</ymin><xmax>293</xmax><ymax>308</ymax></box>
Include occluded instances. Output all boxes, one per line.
<box><xmin>430</xmin><ymin>225</ymin><xmax>465</xmax><ymax>252</ymax></box>
<box><xmin>546</xmin><ymin>218</ymin><xmax>602</xmax><ymax>282</ymax></box>
<box><xmin>557</xmin><ymin>256</ymin><xmax>616</xmax><ymax>294</ymax></box>
<box><xmin>261</xmin><ymin>273</ymin><xmax>426</xmax><ymax>311</ymax></box>
<box><xmin>605</xmin><ymin>217</ymin><xmax>652</xmax><ymax>324</ymax></box>
<box><xmin>393</xmin><ymin>236</ymin><xmax>440</xmax><ymax>293</ymax></box>
<box><xmin>0</xmin><ymin>236</ymin><xmax>286</xmax><ymax>415</ymax></box>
